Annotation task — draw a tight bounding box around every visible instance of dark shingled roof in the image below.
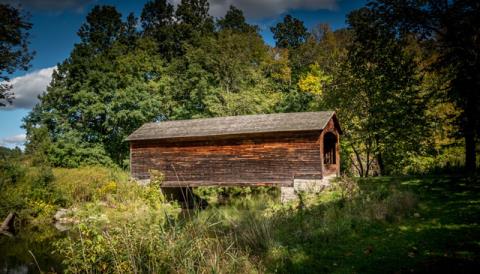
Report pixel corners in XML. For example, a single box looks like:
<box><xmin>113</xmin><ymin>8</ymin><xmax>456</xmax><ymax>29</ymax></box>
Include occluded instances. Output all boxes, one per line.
<box><xmin>126</xmin><ymin>111</ymin><xmax>338</xmax><ymax>141</ymax></box>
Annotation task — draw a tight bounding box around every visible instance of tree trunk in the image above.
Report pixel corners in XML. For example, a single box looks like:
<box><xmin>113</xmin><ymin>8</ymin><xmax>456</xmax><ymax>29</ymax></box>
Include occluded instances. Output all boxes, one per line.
<box><xmin>464</xmin><ymin>113</ymin><xmax>476</xmax><ymax>173</ymax></box>
<box><xmin>463</xmin><ymin>93</ymin><xmax>477</xmax><ymax>172</ymax></box>
<box><xmin>365</xmin><ymin>139</ymin><xmax>372</xmax><ymax>177</ymax></box>
<box><xmin>377</xmin><ymin>152</ymin><xmax>385</xmax><ymax>176</ymax></box>
<box><xmin>351</xmin><ymin>144</ymin><xmax>365</xmax><ymax>177</ymax></box>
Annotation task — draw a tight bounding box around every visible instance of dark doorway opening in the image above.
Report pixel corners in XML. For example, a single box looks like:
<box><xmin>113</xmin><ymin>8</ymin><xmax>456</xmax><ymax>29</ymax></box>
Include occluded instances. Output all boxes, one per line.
<box><xmin>323</xmin><ymin>132</ymin><xmax>337</xmax><ymax>165</ymax></box>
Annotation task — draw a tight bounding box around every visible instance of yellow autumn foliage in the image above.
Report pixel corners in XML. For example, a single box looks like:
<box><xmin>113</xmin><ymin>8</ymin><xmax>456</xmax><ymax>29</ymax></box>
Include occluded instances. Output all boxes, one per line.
<box><xmin>297</xmin><ymin>63</ymin><xmax>332</xmax><ymax>95</ymax></box>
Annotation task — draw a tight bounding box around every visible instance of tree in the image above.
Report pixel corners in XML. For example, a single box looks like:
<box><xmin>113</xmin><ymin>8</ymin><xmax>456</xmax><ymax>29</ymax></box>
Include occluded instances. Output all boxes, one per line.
<box><xmin>122</xmin><ymin>13</ymin><xmax>140</xmax><ymax>47</ymax></box>
<box><xmin>270</xmin><ymin>15</ymin><xmax>309</xmax><ymax>49</ymax></box>
<box><xmin>217</xmin><ymin>5</ymin><xmax>258</xmax><ymax>33</ymax></box>
<box><xmin>175</xmin><ymin>0</ymin><xmax>214</xmax><ymax>45</ymax></box>
<box><xmin>77</xmin><ymin>5</ymin><xmax>124</xmax><ymax>53</ymax></box>
<box><xmin>24</xmin><ymin>6</ymin><xmax>166</xmax><ymax>166</ymax></box>
<box><xmin>141</xmin><ymin>0</ymin><xmax>214</xmax><ymax>58</ymax></box>
<box><xmin>140</xmin><ymin>0</ymin><xmax>176</xmax><ymax>58</ymax></box>
<box><xmin>162</xmin><ymin>29</ymin><xmax>281</xmax><ymax>118</ymax></box>
<box><xmin>276</xmin><ymin>24</ymin><xmax>351</xmax><ymax>112</ymax></box>
<box><xmin>141</xmin><ymin>0</ymin><xmax>174</xmax><ymax>33</ymax></box>
<box><xmin>368</xmin><ymin>0</ymin><xmax>480</xmax><ymax>171</ymax></box>
<box><xmin>0</xmin><ymin>4</ymin><xmax>34</xmax><ymax>106</ymax></box>
<box><xmin>331</xmin><ymin>7</ymin><xmax>428</xmax><ymax>176</ymax></box>
<box><xmin>297</xmin><ymin>63</ymin><xmax>332</xmax><ymax>96</ymax></box>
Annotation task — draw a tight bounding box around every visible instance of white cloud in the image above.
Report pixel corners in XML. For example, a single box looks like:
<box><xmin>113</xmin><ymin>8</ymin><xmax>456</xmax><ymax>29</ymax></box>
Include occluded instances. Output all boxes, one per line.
<box><xmin>0</xmin><ymin>134</ymin><xmax>26</xmax><ymax>147</ymax></box>
<box><xmin>1</xmin><ymin>66</ymin><xmax>55</xmax><ymax>110</ymax></box>
<box><xmin>169</xmin><ymin>0</ymin><xmax>338</xmax><ymax>19</ymax></box>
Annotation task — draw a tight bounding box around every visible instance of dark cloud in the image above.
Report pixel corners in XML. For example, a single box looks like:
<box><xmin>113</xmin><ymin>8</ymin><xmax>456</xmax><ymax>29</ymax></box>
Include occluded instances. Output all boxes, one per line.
<box><xmin>170</xmin><ymin>0</ymin><xmax>338</xmax><ymax>19</ymax></box>
<box><xmin>0</xmin><ymin>66</ymin><xmax>54</xmax><ymax>110</ymax></box>
<box><xmin>0</xmin><ymin>0</ymin><xmax>95</xmax><ymax>12</ymax></box>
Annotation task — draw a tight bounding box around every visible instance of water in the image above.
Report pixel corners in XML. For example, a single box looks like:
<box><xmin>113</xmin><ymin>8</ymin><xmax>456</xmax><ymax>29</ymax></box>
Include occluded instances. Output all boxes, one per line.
<box><xmin>0</xmin><ymin>225</ymin><xmax>65</xmax><ymax>274</ymax></box>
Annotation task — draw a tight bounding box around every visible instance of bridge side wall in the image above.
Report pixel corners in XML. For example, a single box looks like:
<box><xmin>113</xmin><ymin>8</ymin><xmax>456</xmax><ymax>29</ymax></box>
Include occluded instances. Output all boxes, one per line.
<box><xmin>130</xmin><ymin>131</ymin><xmax>323</xmax><ymax>187</ymax></box>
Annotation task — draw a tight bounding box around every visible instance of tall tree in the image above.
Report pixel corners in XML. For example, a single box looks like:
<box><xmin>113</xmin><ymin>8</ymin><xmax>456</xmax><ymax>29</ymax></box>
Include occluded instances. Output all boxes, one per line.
<box><xmin>140</xmin><ymin>0</ymin><xmax>176</xmax><ymax>58</ymax></box>
<box><xmin>332</xmin><ymin>7</ymin><xmax>428</xmax><ymax>176</ymax></box>
<box><xmin>175</xmin><ymin>0</ymin><xmax>214</xmax><ymax>42</ymax></box>
<box><xmin>217</xmin><ymin>5</ymin><xmax>257</xmax><ymax>33</ymax></box>
<box><xmin>270</xmin><ymin>15</ymin><xmax>309</xmax><ymax>49</ymax></box>
<box><xmin>122</xmin><ymin>13</ymin><xmax>140</xmax><ymax>47</ymax></box>
<box><xmin>368</xmin><ymin>0</ymin><xmax>480</xmax><ymax>171</ymax></box>
<box><xmin>24</xmin><ymin>6</ymin><xmax>166</xmax><ymax>166</ymax></box>
<box><xmin>77</xmin><ymin>5</ymin><xmax>124</xmax><ymax>53</ymax></box>
<box><xmin>0</xmin><ymin>4</ymin><xmax>34</xmax><ymax>107</ymax></box>
<box><xmin>162</xmin><ymin>29</ymin><xmax>280</xmax><ymax>119</ymax></box>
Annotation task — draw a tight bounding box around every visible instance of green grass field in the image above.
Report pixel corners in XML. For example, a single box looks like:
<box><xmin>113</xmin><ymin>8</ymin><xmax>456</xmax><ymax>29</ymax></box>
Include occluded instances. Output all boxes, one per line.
<box><xmin>267</xmin><ymin>176</ymin><xmax>480</xmax><ymax>273</ymax></box>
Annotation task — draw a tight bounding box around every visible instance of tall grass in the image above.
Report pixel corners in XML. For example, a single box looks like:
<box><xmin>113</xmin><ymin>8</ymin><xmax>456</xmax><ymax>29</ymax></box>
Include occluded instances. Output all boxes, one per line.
<box><xmin>51</xmin><ymin>170</ymin><xmax>418</xmax><ymax>273</ymax></box>
<box><xmin>54</xmin><ymin>168</ymin><xmax>257</xmax><ymax>273</ymax></box>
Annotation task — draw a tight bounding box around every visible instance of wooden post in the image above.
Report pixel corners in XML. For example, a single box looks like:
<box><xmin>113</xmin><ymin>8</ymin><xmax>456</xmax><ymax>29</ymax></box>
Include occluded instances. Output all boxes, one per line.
<box><xmin>336</xmin><ymin>132</ymin><xmax>340</xmax><ymax>177</ymax></box>
<box><xmin>319</xmin><ymin>131</ymin><xmax>325</xmax><ymax>179</ymax></box>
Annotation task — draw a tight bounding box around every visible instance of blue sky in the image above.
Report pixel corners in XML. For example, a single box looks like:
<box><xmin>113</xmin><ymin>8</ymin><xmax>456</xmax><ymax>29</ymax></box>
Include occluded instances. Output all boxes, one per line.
<box><xmin>0</xmin><ymin>0</ymin><xmax>366</xmax><ymax>148</ymax></box>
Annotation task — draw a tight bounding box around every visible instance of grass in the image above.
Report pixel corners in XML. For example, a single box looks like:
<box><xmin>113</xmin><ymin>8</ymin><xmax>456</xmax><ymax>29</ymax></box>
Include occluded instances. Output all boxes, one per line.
<box><xmin>1</xmin><ymin>165</ymin><xmax>479</xmax><ymax>273</ymax></box>
<box><xmin>189</xmin><ymin>175</ymin><xmax>480</xmax><ymax>273</ymax></box>
<box><xmin>288</xmin><ymin>175</ymin><xmax>480</xmax><ymax>274</ymax></box>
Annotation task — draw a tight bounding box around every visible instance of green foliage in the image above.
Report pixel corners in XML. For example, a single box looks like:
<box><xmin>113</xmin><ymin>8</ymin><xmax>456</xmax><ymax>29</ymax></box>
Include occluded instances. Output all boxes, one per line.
<box><xmin>327</xmin><ymin>6</ymin><xmax>428</xmax><ymax>175</ymax></box>
<box><xmin>148</xmin><ymin>169</ymin><xmax>165</xmax><ymax>188</ymax></box>
<box><xmin>0</xmin><ymin>3</ymin><xmax>34</xmax><ymax>106</ymax></box>
<box><xmin>217</xmin><ymin>5</ymin><xmax>258</xmax><ymax>33</ymax></box>
<box><xmin>56</xmin><ymin>213</ymin><xmax>253</xmax><ymax>274</ymax></box>
<box><xmin>52</xmin><ymin>166</ymin><xmax>128</xmax><ymax>205</ymax></box>
<box><xmin>194</xmin><ymin>186</ymin><xmax>278</xmax><ymax>205</ymax></box>
<box><xmin>0</xmin><ymin>148</ymin><xmax>25</xmax><ymax>186</ymax></box>
<box><xmin>24</xmin><ymin>35</ymin><xmax>166</xmax><ymax>166</ymax></box>
<box><xmin>77</xmin><ymin>5</ymin><xmax>124</xmax><ymax>52</ymax></box>
<box><xmin>368</xmin><ymin>0</ymin><xmax>480</xmax><ymax>172</ymax></box>
<box><xmin>51</xmin><ymin>173</ymin><xmax>431</xmax><ymax>273</ymax></box>
<box><xmin>270</xmin><ymin>14</ymin><xmax>309</xmax><ymax>49</ymax></box>
<box><xmin>48</xmin><ymin>131</ymin><xmax>115</xmax><ymax>168</ymax></box>
<box><xmin>0</xmin><ymin>162</ymin><xmax>61</xmax><ymax>225</ymax></box>
<box><xmin>21</xmin><ymin>1</ymin><xmax>472</xmax><ymax>174</ymax></box>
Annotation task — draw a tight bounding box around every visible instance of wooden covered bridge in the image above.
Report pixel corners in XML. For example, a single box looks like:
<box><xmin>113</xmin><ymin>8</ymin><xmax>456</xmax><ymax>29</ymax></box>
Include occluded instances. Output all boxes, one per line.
<box><xmin>127</xmin><ymin>111</ymin><xmax>341</xmax><ymax>195</ymax></box>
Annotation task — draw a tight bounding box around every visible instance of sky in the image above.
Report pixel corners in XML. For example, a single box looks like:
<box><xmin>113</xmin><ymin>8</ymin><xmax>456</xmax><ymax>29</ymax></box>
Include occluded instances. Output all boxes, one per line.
<box><xmin>0</xmin><ymin>0</ymin><xmax>366</xmax><ymax>148</ymax></box>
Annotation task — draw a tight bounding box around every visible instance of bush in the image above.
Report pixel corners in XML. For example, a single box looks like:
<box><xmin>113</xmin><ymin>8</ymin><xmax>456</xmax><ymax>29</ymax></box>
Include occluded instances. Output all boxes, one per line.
<box><xmin>0</xmin><ymin>159</ymin><xmax>26</xmax><ymax>186</ymax></box>
<box><xmin>53</xmin><ymin>166</ymin><xmax>128</xmax><ymax>205</ymax></box>
<box><xmin>54</xmin><ymin>186</ymin><xmax>256</xmax><ymax>273</ymax></box>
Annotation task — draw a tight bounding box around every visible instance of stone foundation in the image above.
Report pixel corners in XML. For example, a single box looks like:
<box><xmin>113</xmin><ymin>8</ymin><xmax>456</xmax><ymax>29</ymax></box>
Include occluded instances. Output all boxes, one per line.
<box><xmin>281</xmin><ymin>174</ymin><xmax>337</xmax><ymax>203</ymax></box>
<box><xmin>280</xmin><ymin>187</ymin><xmax>297</xmax><ymax>203</ymax></box>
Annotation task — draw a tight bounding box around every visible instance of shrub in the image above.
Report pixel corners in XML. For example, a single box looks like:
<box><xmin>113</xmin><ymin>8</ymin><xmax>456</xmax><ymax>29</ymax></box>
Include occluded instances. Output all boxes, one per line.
<box><xmin>0</xmin><ymin>158</ymin><xmax>25</xmax><ymax>186</ymax></box>
<box><xmin>148</xmin><ymin>169</ymin><xmax>165</xmax><ymax>188</ymax></box>
<box><xmin>53</xmin><ymin>166</ymin><xmax>128</xmax><ymax>205</ymax></box>
<box><xmin>55</xmin><ymin>199</ymin><xmax>255</xmax><ymax>273</ymax></box>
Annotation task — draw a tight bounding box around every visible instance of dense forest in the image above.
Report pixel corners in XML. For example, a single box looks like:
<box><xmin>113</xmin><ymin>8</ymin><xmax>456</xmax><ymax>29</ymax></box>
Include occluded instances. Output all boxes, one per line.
<box><xmin>4</xmin><ymin>0</ymin><xmax>475</xmax><ymax>175</ymax></box>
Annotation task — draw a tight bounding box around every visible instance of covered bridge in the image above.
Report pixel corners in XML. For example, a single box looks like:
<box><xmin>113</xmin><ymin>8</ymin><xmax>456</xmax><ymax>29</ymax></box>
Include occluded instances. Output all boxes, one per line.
<box><xmin>126</xmin><ymin>111</ymin><xmax>341</xmax><ymax>190</ymax></box>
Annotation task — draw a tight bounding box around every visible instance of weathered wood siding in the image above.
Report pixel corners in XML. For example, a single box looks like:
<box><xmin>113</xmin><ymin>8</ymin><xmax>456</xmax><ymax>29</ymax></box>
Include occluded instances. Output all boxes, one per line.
<box><xmin>130</xmin><ymin>131</ymin><xmax>324</xmax><ymax>187</ymax></box>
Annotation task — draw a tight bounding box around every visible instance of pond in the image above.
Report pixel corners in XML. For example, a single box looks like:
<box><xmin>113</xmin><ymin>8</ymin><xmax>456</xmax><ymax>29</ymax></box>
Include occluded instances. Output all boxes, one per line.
<box><xmin>0</xmin><ymin>224</ymin><xmax>65</xmax><ymax>274</ymax></box>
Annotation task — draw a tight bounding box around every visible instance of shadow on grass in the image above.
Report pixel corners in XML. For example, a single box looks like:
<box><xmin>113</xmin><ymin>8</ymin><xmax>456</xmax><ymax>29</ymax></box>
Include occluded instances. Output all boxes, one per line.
<box><xmin>261</xmin><ymin>175</ymin><xmax>480</xmax><ymax>273</ymax></box>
